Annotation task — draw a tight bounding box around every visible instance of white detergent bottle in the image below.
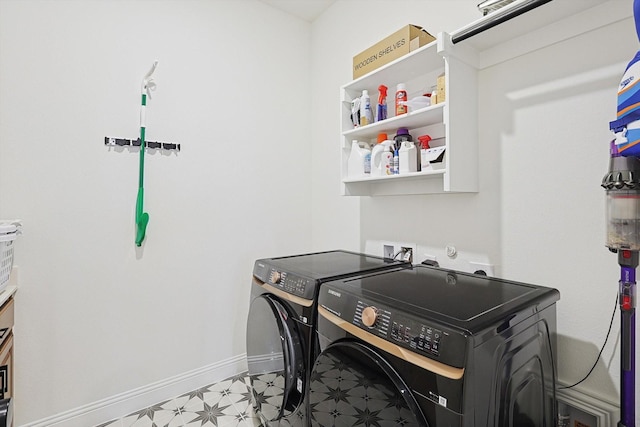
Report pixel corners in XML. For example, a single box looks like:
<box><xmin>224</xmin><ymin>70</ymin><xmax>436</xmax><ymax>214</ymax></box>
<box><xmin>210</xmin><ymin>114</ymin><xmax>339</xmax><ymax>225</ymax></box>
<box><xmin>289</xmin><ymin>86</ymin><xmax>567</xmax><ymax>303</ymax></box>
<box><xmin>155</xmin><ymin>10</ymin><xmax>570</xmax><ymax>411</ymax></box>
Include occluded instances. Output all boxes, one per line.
<box><xmin>399</xmin><ymin>140</ymin><xmax>418</xmax><ymax>174</ymax></box>
<box><xmin>348</xmin><ymin>141</ymin><xmax>370</xmax><ymax>177</ymax></box>
<box><xmin>371</xmin><ymin>140</ymin><xmax>394</xmax><ymax>176</ymax></box>
<box><xmin>381</xmin><ymin>144</ymin><xmax>394</xmax><ymax>176</ymax></box>
<box><xmin>360</xmin><ymin>90</ymin><xmax>373</xmax><ymax>126</ymax></box>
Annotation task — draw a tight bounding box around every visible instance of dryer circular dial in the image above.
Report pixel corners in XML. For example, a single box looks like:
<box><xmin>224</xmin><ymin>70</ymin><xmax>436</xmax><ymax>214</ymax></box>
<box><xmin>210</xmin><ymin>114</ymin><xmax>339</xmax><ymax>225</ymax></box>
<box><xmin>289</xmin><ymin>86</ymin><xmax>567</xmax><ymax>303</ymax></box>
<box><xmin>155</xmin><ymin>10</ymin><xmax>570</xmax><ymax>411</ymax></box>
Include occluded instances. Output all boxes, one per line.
<box><xmin>362</xmin><ymin>306</ymin><xmax>378</xmax><ymax>327</ymax></box>
<box><xmin>270</xmin><ymin>271</ymin><xmax>282</xmax><ymax>284</ymax></box>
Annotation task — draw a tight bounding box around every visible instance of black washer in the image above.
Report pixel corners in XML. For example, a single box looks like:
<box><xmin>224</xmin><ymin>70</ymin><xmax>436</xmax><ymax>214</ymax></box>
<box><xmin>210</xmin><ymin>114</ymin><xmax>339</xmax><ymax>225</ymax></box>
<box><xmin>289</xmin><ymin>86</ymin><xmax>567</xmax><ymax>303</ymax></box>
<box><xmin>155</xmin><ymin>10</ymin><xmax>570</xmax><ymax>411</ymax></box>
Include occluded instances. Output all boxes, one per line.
<box><xmin>311</xmin><ymin>264</ymin><xmax>560</xmax><ymax>427</ymax></box>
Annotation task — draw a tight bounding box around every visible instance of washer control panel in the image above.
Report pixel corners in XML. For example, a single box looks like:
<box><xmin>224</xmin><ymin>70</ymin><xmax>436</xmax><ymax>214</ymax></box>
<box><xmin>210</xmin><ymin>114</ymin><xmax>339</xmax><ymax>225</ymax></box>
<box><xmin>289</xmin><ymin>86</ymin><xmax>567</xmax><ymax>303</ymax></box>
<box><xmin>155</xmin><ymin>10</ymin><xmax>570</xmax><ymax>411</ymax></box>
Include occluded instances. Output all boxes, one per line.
<box><xmin>352</xmin><ymin>301</ymin><xmax>444</xmax><ymax>357</ymax></box>
<box><xmin>354</xmin><ymin>301</ymin><xmax>391</xmax><ymax>338</ymax></box>
<box><xmin>390</xmin><ymin>314</ymin><xmax>443</xmax><ymax>356</ymax></box>
<box><xmin>336</xmin><ymin>294</ymin><xmax>467</xmax><ymax>368</ymax></box>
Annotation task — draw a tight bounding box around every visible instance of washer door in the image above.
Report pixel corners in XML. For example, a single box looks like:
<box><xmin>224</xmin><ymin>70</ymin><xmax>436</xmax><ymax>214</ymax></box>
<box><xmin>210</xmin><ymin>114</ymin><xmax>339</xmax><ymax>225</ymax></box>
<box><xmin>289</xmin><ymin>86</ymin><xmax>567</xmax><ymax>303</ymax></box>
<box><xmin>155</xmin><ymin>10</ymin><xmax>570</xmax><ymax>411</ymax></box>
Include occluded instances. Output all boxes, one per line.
<box><xmin>246</xmin><ymin>295</ymin><xmax>305</xmax><ymax>422</ymax></box>
<box><xmin>309</xmin><ymin>340</ymin><xmax>429</xmax><ymax>427</ymax></box>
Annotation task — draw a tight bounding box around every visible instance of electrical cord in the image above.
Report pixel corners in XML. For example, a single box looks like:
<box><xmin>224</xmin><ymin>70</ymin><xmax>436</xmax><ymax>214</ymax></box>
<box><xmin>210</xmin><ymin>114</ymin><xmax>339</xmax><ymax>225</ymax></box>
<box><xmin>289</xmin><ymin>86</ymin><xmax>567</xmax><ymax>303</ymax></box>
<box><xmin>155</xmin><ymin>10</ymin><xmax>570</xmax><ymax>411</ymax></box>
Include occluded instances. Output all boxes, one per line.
<box><xmin>392</xmin><ymin>249</ymin><xmax>413</xmax><ymax>262</ymax></box>
<box><xmin>558</xmin><ymin>293</ymin><xmax>618</xmax><ymax>390</ymax></box>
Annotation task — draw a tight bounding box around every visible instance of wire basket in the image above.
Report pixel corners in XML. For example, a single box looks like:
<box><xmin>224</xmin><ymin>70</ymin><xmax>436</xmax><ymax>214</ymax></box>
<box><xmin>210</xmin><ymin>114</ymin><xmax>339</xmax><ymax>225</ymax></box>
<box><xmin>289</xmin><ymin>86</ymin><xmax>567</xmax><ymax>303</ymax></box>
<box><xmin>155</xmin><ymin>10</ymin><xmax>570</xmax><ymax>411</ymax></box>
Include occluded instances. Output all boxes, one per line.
<box><xmin>0</xmin><ymin>221</ymin><xmax>20</xmax><ymax>288</ymax></box>
<box><xmin>0</xmin><ymin>240</ymin><xmax>15</xmax><ymax>287</ymax></box>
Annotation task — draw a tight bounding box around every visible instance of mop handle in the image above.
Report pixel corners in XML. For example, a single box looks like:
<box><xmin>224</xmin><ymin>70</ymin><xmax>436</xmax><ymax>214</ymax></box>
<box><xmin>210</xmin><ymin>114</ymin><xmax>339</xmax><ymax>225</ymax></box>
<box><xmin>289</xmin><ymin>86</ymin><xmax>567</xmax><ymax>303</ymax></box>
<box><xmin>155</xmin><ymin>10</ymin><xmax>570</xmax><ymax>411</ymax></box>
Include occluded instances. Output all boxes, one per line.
<box><xmin>135</xmin><ymin>61</ymin><xmax>158</xmax><ymax>246</ymax></box>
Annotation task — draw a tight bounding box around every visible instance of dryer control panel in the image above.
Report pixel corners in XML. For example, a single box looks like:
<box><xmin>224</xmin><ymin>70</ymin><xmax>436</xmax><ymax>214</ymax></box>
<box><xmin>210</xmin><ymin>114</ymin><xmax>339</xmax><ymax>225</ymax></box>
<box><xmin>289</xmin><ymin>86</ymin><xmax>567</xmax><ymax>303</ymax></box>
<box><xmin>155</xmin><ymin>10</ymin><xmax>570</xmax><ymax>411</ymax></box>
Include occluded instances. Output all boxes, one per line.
<box><xmin>268</xmin><ymin>270</ymin><xmax>312</xmax><ymax>299</ymax></box>
<box><xmin>320</xmin><ymin>285</ymin><xmax>468</xmax><ymax>369</ymax></box>
<box><xmin>253</xmin><ymin>262</ymin><xmax>314</xmax><ymax>299</ymax></box>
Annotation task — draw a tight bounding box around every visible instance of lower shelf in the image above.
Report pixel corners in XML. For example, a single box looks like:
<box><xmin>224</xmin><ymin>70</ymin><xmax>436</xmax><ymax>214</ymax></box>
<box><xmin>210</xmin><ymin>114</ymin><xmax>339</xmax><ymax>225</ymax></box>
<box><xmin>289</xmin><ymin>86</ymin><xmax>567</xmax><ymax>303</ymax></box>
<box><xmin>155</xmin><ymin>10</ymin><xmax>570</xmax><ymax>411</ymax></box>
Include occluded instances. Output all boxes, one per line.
<box><xmin>343</xmin><ymin>169</ymin><xmax>445</xmax><ymax>184</ymax></box>
<box><xmin>342</xmin><ymin>170</ymin><xmax>464</xmax><ymax>196</ymax></box>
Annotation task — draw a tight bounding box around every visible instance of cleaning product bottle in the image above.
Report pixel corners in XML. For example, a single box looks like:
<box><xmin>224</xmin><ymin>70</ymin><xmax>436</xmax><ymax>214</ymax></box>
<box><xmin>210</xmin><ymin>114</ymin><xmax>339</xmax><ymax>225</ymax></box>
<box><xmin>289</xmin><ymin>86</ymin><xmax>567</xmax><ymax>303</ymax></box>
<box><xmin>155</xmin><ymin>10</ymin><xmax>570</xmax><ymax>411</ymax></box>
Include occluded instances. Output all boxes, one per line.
<box><xmin>430</xmin><ymin>85</ymin><xmax>438</xmax><ymax>105</ymax></box>
<box><xmin>395</xmin><ymin>83</ymin><xmax>408</xmax><ymax>116</ymax></box>
<box><xmin>393</xmin><ymin>147</ymin><xmax>399</xmax><ymax>175</ymax></box>
<box><xmin>399</xmin><ymin>140</ymin><xmax>418</xmax><ymax>174</ymax></box>
<box><xmin>394</xmin><ymin>127</ymin><xmax>416</xmax><ymax>171</ymax></box>
<box><xmin>360</xmin><ymin>90</ymin><xmax>373</xmax><ymax>126</ymax></box>
<box><xmin>418</xmin><ymin>134</ymin><xmax>432</xmax><ymax>171</ymax></box>
<box><xmin>382</xmin><ymin>143</ymin><xmax>394</xmax><ymax>176</ymax></box>
<box><xmin>350</xmin><ymin>97</ymin><xmax>361</xmax><ymax>128</ymax></box>
<box><xmin>363</xmin><ymin>142</ymin><xmax>371</xmax><ymax>174</ymax></box>
<box><xmin>417</xmin><ymin>134</ymin><xmax>432</xmax><ymax>150</ymax></box>
<box><xmin>347</xmin><ymin>140</ymin><xmax>371</xmax><ymax>177</ymax></box>
<box><xmin>394</xmin><ymin>127</ymin><xmax>413</xmax><ymax>145</ymax></box>
<box><xmin>377</xmin><ymin>85</ymin><xmax>388</xmax><ymax>121</ymax></box>
<box><xmin>370</xmin><ymin>134</ymin><xmax>388</xmax><ymax>176</ymax></box>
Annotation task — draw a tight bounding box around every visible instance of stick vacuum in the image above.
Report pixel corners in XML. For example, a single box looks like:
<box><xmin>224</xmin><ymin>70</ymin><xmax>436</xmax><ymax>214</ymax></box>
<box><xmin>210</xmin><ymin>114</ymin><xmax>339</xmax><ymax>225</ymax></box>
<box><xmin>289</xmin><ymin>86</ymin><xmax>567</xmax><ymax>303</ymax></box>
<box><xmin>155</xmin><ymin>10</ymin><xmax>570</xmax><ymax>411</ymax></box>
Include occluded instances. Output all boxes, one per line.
<box><xmin>603</xmin><ymin>144</ymin><xmax>638</xmax><ymax>427</ymax></box>
<box><xmin>602</xmin><ymin>2</ymin><xmax>640</xmax><ymax>425</ymax></box>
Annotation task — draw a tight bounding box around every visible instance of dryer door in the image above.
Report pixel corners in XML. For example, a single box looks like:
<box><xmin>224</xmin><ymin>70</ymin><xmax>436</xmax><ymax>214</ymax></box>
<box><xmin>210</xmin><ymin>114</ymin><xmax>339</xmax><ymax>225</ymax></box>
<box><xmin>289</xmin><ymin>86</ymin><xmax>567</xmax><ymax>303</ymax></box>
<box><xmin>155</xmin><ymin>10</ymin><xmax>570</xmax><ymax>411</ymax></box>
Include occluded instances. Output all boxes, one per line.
<box><xmin>309</xmin><ymin>340</ymin><xmax>429</xmax><ymax>427</ymax></box>
<box><xmin>246</xmin><ymin>295</ymin><xmax>305</xmax><ymax>422</ymax></box>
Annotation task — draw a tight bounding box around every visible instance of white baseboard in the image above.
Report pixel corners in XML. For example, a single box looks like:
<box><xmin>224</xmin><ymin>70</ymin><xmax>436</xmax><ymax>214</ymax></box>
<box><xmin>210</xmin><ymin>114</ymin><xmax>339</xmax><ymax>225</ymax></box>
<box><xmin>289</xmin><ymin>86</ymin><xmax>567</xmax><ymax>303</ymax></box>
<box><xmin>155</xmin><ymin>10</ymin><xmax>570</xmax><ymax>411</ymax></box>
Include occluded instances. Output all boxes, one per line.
<box><xmin>20</xmin><ymin>353</ymin><xmax>248</xmax><ymax>427</ymax></box>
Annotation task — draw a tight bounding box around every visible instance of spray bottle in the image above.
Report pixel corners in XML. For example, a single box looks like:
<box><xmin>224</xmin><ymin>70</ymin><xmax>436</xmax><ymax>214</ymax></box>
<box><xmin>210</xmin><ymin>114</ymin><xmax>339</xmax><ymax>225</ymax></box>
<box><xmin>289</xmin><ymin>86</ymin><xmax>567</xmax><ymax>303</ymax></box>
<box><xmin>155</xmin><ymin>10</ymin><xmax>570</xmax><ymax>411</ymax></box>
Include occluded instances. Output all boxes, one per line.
<box><xmin>377</xmin><ymin>85</ymin><xmax>388</xmax><ymax>121</ymax></box>
<box><xmin>360</xmin><ymin>90</ymin><xmax>373</xmax><ymax>126</ymax></box>
<box><xmin>418</xmin><ymin>134</ymin><xmax>433</xmax><ymax>171</ymax></box>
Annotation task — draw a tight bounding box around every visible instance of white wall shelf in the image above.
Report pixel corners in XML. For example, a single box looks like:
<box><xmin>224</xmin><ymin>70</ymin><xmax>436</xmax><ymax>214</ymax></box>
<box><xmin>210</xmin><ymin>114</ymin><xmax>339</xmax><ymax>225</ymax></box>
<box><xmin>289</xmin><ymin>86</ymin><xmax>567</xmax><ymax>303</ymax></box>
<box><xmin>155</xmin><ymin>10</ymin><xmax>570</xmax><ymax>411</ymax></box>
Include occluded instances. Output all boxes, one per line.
<box><xmin>340</xmin><ymin>36</ymin><xmax>478</xmax><ymax>196</ymax></box>
<box><xmin>339</xmin><ymin>0</ymin><xmax>631</xmax><ymax>197</ymax></box>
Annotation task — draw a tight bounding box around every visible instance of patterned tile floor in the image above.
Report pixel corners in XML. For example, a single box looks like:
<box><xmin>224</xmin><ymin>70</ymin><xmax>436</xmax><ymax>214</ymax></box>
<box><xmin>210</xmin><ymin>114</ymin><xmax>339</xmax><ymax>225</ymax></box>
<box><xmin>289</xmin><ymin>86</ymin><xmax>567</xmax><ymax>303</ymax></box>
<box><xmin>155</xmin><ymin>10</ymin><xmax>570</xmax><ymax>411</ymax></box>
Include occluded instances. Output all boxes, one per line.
<box><xmin>96</xmin><ymin>373</ymin><xmax>263</xmax><ymax>427</ymax></box>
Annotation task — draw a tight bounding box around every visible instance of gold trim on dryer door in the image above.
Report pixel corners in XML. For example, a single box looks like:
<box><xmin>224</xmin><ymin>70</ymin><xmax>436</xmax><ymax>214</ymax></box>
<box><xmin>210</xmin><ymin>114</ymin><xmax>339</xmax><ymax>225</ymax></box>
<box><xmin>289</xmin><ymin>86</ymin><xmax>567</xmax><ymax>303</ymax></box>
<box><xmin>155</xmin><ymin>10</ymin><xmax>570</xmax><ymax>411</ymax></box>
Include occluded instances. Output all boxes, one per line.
<box><xmin>253</xmin><ymin>277</ymin><xmax>314</xmax><ymax>307</ymax></box>
<box><xmin>318</xmin><ymin>306</ymin><xmax>465</xmax><ymax>380</ymax></box>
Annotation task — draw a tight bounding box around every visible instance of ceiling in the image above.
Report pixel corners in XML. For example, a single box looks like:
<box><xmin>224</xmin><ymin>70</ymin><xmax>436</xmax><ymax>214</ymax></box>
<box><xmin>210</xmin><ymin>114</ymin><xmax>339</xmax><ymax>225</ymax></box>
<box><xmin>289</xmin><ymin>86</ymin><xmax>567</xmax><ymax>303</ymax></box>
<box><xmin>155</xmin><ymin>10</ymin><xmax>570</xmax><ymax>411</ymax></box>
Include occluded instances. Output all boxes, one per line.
<box><xmin>258</xmin><ymin>0</ymin><xmax>337</xmax><ymax>22</ymax></box>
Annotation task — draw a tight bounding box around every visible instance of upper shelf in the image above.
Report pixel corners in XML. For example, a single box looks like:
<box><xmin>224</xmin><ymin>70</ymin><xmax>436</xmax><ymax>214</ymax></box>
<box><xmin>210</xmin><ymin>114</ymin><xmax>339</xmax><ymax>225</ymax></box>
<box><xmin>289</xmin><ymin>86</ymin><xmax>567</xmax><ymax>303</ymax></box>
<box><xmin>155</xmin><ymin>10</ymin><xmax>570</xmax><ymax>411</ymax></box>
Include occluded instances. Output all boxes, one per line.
<box><xmin>342</xmin><ymin>103</ymin><xmax>445</xmax><ymax>141</ymax></box>
<box><xmin>449</xmin><ymin>0</ymin><xmax>631</xmax><ymax>69</ymax></box>
<box><xmin>341</xmin><ymin>40</ymin><xmax>441</xmax><ymax>93</ymax></box>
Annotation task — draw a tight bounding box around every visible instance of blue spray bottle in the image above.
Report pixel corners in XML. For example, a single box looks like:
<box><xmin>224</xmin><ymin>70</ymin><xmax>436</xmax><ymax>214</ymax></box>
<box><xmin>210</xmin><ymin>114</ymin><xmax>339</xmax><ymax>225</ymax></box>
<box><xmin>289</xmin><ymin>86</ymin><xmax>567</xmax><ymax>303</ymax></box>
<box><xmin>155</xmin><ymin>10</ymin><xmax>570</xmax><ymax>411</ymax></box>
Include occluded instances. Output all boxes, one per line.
<box><xmin>377</xmin><ymin>85</ymin><xmax>388</xmax><ymax>121</ymax></box>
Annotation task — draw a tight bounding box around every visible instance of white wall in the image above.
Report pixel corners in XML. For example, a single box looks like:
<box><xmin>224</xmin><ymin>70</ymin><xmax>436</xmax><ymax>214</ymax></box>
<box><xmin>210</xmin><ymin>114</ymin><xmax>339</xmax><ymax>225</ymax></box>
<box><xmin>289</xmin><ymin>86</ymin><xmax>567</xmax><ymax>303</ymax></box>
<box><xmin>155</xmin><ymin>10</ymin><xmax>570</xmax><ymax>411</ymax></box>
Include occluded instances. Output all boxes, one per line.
<box><xmin>494</xmin><ymin>15</ymin><xmax>635</xmax><ymax>405</ymax></box>
<box><xmin>2</xmin><ymin>0</ymin><xmax>638</xmax><ymax>424</ymax></box>
<box><xmin>311</xmin><ymin>0</ymin><xmax>637</xmax><ymax>423</ymax></box>
<box><xmin>0</xmin><ymin>0</ymin><xmax>312</xmax><ymax>424</ymax></box>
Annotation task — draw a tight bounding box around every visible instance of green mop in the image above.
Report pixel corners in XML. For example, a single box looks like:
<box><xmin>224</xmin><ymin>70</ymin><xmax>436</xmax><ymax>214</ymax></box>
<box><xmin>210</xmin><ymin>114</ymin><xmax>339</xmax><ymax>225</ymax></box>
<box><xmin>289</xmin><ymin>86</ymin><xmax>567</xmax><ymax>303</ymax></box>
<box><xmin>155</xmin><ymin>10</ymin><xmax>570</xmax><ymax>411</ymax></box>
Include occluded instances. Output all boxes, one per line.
<box><xmin>135</xmin><ymin>61</ymin><xmax>158</xmax><ymax>246</ymax></box>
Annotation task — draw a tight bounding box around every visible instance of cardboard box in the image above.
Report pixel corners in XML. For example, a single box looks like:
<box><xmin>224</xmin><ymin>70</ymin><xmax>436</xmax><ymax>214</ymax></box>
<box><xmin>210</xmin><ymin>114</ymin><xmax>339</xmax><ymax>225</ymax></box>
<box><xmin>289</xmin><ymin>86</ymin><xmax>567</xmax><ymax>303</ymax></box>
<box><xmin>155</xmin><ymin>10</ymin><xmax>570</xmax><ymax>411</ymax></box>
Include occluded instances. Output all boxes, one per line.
<box><xmin>436</xmin><ymin>73</ymin><xmax>446</xmax><ymax>104</ymax></box>
<box><xmin>352</xmin><ymin>25</ymin><xmax>436</xmax><ymax>79</ymax></box>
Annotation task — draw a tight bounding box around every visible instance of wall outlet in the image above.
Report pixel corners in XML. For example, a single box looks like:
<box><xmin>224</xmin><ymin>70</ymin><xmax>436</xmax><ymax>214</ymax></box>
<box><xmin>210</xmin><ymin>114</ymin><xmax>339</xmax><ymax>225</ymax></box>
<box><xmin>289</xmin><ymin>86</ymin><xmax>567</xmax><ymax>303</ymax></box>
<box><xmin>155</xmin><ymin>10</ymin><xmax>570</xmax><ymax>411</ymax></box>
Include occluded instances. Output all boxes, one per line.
<box><xmin>469</xmin><ymin>261</ymin><xmax>494</xmax><ymax>276</ymax></box>
<box><xmin>400</xmin><ymin>247</ymin><xmax>413</xmax><ymax>263</ymax></box>
<box><xmin>380</xmin><ymin>241</ymin><xmax>417</xmax><ymax>262</ymax></box>
<box><xmin>383</xmin><ymin>245</ymin><xmax>395</xmax><ymax>260</ymax></box>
